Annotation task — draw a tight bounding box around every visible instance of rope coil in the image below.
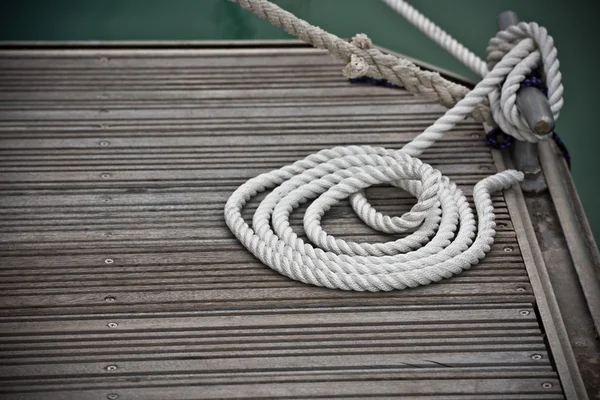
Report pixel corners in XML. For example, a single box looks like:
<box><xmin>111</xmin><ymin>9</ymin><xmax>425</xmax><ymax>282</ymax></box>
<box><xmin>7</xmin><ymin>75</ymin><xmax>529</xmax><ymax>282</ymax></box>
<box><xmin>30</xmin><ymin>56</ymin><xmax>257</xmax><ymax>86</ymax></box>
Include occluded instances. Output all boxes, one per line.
<box><xmin>225</xmin><ymin>0</ymin><xmax>562</xmax><ymax>291</ymax></box>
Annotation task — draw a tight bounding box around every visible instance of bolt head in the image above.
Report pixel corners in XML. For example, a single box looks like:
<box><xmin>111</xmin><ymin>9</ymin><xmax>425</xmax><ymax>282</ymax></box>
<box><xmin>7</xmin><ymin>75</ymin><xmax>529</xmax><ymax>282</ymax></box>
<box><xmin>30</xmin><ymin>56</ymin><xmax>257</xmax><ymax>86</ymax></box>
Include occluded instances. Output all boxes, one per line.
<box><xmin>523</xmin><ymin>166</ymin><xmax>542</xmax><ymax>179</ymax></box>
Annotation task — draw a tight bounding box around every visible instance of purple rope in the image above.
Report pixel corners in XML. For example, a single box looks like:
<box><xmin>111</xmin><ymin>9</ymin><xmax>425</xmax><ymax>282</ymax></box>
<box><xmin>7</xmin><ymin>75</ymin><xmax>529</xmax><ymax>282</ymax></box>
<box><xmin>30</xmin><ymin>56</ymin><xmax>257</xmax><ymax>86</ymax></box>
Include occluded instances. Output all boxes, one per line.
<box><xmin>485</xmin><ymin>128</ymin><xmax>514</xmax><ymax>150</ymax></box>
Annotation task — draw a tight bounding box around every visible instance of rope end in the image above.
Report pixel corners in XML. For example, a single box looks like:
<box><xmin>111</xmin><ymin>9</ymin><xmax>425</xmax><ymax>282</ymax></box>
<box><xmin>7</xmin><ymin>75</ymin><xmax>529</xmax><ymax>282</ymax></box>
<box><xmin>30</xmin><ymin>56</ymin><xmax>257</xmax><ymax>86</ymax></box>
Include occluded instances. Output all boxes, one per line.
<box><xmin>342</xmin><ymin>54</ymin><xmax>370</xmax><ymax>79</ymax></box>
<box><xmin>350</xmin><ymin>33</ymin><xmax>372</xmax><ymax>50</ymax></box>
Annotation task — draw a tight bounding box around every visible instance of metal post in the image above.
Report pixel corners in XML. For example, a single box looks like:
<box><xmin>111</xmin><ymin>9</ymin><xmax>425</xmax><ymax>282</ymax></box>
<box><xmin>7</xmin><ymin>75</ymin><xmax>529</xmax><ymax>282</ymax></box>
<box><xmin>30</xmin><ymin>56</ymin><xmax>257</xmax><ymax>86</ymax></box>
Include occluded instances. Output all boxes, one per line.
<box><xmin>497</xmin><ymin>11</ymin><xmax>550</xmax><ymax>192</ymax></box>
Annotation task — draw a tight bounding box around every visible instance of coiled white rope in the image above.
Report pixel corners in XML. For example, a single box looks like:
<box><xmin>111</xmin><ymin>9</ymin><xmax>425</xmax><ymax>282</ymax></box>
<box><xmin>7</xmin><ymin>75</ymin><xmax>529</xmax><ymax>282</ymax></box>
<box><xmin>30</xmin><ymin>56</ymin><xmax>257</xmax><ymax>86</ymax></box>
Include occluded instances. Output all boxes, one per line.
<box><xmin>224</xmin><ymin>0</ymin><xmax>563</xmax><ymax>291</ymax></box>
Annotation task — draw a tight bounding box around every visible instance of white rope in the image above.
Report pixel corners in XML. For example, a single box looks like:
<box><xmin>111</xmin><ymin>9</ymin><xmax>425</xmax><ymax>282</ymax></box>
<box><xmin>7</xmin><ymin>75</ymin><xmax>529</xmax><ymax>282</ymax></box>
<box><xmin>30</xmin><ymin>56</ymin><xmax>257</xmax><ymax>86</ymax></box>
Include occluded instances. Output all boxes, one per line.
<box><xmin>382</xmin><ymin>0</ymin><xmax>488</xmax><ymax>77</ymax></box>
<box><xmin>223</xmin><ymin>0</ymin><xmax>564</xmax><ymax>291</ymax></box>
<box><xmin>383</xmin><ymin>0</ymin><xmax>564</xmax><ymax>142</ymax></box>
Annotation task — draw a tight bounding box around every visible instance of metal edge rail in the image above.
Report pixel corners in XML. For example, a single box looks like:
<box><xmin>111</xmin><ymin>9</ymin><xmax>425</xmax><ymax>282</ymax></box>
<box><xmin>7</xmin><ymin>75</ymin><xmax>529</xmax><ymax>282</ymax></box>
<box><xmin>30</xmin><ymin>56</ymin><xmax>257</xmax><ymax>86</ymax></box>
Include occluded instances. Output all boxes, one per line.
<box><xmin>538</xmin><ymin>141</ymin><xmax>600</xmax><ymax>335</ymax></box>
<box><xmin>494</xmin><ymin>149</ymin><xmax>589</xmax><ymax>400</ymax></box>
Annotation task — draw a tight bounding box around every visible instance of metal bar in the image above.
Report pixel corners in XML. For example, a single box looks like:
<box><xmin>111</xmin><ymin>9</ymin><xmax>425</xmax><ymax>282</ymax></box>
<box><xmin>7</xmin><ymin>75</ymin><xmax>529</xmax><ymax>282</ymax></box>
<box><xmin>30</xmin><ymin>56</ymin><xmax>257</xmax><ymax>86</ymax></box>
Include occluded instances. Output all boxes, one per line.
<box><xmin>497</xmin><ymin>11</ymin><xmax>547</xmax><ymax>192</ymax></box>
<box><xmin>538</xmin><ymin>140</ymin><xmax>600</xmax><ymax>336</ymax></box>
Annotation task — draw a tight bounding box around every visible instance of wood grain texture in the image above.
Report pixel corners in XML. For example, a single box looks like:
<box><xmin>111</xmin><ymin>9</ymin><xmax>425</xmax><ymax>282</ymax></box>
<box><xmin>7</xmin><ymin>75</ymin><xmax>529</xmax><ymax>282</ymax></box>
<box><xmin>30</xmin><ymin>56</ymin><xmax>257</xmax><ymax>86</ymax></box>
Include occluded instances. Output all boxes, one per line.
<box><xmin>0</xmin><ymin>45</ymin><xmax>563</xmax><ymax>399</ymax></box>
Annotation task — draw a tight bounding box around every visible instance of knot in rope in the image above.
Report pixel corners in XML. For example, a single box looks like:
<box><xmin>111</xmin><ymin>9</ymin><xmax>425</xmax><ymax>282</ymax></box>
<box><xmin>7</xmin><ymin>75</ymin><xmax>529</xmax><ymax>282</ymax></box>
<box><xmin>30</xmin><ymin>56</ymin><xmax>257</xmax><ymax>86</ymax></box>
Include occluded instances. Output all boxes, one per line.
<box><xmin>343</xmin><ymin>54</ymin><xmax>370</xmax><ymax>79</ymax></box>
<box><xmin>342</xmin><ymin>34</ymin><xmax>373</xmax><ymax>78</ymax></box>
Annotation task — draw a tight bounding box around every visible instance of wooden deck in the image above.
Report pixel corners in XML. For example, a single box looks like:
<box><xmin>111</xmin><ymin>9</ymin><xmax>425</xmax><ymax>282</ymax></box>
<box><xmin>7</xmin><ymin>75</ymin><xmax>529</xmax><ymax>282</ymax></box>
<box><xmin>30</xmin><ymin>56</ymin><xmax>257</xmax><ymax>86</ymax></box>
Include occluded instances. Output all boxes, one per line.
<box><xmin>0</xmin><ymin>43</ymin><xmax>575</xmax><ymax>399</ymax></box>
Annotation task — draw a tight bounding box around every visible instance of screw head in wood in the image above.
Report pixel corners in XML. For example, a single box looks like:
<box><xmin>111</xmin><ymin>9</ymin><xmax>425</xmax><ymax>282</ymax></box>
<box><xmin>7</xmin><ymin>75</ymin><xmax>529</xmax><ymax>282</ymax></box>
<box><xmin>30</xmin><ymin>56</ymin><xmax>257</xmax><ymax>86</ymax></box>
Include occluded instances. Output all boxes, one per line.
<box><xmin>105</xmin><ymin>258</ymin><xmax>114</xmax><ymax>264</ymax></box>
<box><xmin>105</xmin><ymin>365</ymin><xmax>117</xmax><ymax>371</ymax></box>
<box><xmin>503</xmin><ymin>246</ymin><xmax>513</xmax><ymax>252</ymax></box>
<box><xmin>107</xmin><ymin>322</ymin><xmax>118</xmax><ymax>328</ymax></box>
<box><xmin>542</xmin><ymin>382</ymin><xmax>553</xmax><ymax>389</ymax></box>
<box><xmin>520</xmin><ymin>310</ymin><xmax>530</xmax><ymax>316</ymax></box>
<box><xmin>105</xmin><ymin>296</ymin><xmax>116</xmax><ymax>303</ymax></box>
<box><xmin>531</xmin><ymin>354</ymin><xmax>542</xmax><ymax>360</ymax></box>
<box><xmin>107</xmin><ymin>394</ymin><xmax>119</xmax><ymax>400</ymax></box>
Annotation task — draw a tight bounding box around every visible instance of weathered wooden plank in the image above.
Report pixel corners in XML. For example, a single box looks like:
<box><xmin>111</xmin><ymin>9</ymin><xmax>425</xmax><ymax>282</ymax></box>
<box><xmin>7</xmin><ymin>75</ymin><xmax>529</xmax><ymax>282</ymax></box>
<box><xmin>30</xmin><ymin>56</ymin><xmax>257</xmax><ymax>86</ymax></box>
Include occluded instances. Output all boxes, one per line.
<box><xmin>0</xmin><ymin>102</ymin><xmax>454</xmax><ymax>120</ymax></box>
<box><xmin>0</xmin><ymin>333</ymin><xmax>543</xmax><ymax>353</ymax></box>
<box><xmin>0</xmin><ymin>120</ymin><xmax>481</xmax><ymax>135</ymax></box>
<box><xmin>0</xmin><ymin>307</ymin><xmax>536</xmax><ymax>333</ymax></box>
<box><xmin>0</xmin><ymin>136</ymin><xmax>485</xmax><ymax>152</ymax></box>
<box><xmin>0</xmin><ymin>369</ymin><xmax>562</xmax><ymax>400</ymax></box>
<box><xmin>0</xmin><ymin>267</ymin><xmax>528</xmax><ymax>283</ymax></box>
<box><xmin>0</xmin><ymin>300</ymin><xmax>539</xmax><ymax>318</ymax></box>
<box><xmin>0</xmin><ymin>352</ymin><xmax>552</xmax><ymax>377</ymax></box>
<box><xmin>0</xmin><ymin>87</ymin><xmax>405</xmax><ymax>101</ymax></box>
<box><xmin>0</xmin><ymin>47</ymin><xmax>342</xmax><ymax>66</ymax></box>
<box><xmin>0</xmin><ymin>379</ymin><xmax>563</xmax><ymax>400</ymax></box>
<box><xmin>0</xmin><ymin>250</ymin><xmax>519</xmax><ymax>269</ymax></box>
<box><xmin>0</xmin><ymin>285</ymin><xmax>535</xmax><ymax>310</ymax></box>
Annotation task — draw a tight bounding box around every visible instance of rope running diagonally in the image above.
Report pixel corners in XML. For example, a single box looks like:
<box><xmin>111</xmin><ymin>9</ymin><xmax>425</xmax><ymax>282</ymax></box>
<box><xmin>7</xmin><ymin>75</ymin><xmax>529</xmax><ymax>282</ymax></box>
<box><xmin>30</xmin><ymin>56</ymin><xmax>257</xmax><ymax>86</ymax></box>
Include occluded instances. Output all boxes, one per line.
<box><xmin>223</xmin><ymin>0</ymin><xmax>563</xmax><ymax>291</ymax></box>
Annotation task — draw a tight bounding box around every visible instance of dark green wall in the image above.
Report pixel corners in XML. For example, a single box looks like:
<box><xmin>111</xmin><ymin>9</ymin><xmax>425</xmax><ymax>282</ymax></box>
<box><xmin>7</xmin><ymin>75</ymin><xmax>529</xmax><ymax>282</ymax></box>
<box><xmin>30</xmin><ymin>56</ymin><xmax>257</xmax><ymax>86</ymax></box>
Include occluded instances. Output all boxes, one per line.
<box><xmin>1</xmin><ymin>0</ymin><xmax>599</xmax><ymax>241</ymax></box>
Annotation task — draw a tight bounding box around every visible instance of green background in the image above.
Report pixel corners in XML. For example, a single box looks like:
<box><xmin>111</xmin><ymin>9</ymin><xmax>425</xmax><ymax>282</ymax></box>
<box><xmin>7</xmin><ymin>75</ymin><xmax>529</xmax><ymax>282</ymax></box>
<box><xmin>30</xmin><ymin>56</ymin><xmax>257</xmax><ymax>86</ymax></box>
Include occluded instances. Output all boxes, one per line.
<box><xmin>1</xmin><ymin>0</ymin><xmax>599</xmax><ymax>241</ymax></box>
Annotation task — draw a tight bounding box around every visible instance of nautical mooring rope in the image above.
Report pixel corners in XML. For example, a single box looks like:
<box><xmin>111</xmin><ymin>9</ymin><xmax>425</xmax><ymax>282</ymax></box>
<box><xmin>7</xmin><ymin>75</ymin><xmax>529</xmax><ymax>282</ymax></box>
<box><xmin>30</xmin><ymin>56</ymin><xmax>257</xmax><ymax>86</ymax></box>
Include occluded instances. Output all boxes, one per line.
<box><xmin>224</xmin><ymin>0</ymin><xmax>563</xmax><ymax>291</ymax></box>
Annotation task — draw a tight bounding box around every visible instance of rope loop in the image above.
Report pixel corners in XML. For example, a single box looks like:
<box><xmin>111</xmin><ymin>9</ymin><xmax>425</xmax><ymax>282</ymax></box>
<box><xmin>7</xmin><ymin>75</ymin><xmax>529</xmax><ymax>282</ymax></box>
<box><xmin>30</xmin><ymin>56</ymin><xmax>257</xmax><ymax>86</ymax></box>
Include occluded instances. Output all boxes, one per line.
<box><xmin>486</xmin><ymin>22</ymin><xmax>563</xmax><ymax>142</ymax></box>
